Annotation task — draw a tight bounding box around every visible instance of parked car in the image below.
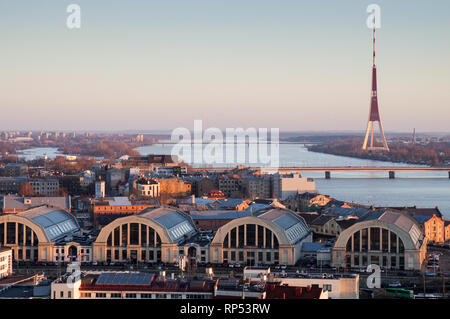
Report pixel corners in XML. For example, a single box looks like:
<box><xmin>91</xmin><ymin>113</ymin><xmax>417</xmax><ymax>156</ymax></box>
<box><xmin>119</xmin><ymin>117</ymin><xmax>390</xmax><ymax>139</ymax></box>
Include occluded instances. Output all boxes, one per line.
<box><xmin>389</xmin><ymin>281</ymin><xmax>402</xmax><ymax>288</ymax></box>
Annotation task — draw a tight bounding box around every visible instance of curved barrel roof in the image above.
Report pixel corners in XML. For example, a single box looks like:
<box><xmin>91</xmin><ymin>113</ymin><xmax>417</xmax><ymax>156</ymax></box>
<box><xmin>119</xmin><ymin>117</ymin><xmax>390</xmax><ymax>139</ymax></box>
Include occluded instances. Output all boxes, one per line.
<box><xmin>18</xmin><ymin>206</ymin><xmax>80</xmax><ymax>241</ymax></box>
<box><xmin>138</xmin><ymin>207</ymin><xmax>197</xmax><ymax>243</ymax></box>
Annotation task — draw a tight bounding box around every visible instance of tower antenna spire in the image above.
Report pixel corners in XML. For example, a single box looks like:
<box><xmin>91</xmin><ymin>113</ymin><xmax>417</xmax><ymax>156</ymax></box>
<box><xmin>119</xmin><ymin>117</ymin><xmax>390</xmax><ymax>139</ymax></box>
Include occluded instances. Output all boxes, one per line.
<box><xmin>362</xmin><ymin>15</ymin><xmax>389</xmax><ymax>152</ymax></box>
<box><xmin>373</xmin><ymin>16</ymin><xmax>376</xmax><ymax>66</ymax></box>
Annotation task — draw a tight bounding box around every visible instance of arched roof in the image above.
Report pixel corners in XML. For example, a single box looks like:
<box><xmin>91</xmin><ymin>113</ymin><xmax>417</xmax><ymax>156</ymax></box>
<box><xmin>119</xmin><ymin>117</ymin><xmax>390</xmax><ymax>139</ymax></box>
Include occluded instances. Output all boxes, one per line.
<box><xmin>95</xmin><ymin>206</ymin><xmax>197</xmax><ymax>245</ymax></box>
<box><xmin>211</xmin><ymin>208</ymin><xmax>310</xmax><ymax>246</ymax></box>
<box><xmin>334</xmin><ymin>210</ymin><xmax>425</xmax><ymax>251</ymax></box>
<box><xmin>0</xmin><ymin>206</ymin><xmax>79</xmax><ymax>243</ymax></box>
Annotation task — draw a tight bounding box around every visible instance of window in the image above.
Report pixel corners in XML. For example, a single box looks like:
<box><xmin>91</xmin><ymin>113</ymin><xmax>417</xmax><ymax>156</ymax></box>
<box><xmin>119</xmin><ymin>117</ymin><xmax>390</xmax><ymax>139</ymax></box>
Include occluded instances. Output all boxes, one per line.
<box><xmin>265</xmin><ymin>229</ymin><xmax>272</xmax><ymax>248</ymax></box>
<box><xmin>229</xmin><ymin>228</ymin><xmax>236</xmax><ymax>248</ymax></box>
<box><xmin>323</xmin><ymin>284</ymin><xmax>332</xmax><ymax>292</ymax></box>
<box><xmin>125</xmin><ymin>293</ymin><xmax>137</xmax><ymax>299</ymax></box>
<box><xmin>96</xmin><ymin>293</ymin><xmax>107</xmax><ymax>298</ymax></box>
<box><xmin>223</xmin><ymin>251</ymin><xmax>228</xmax><ymax>262</ymax></box>
<box><xmin>246</xmin><ymin>224</ymin><xmax>256</xmax><ymax>246</ymax></box>
<box><xmin>110</xmin><ymin>293</ymin><xmax>121</xmax><ymax>298</ymax></box>
<box><xmin>130</xmin><ymin>223</ymin><xmax>139</xmax><ymax>245</ymax></box>
<box><xmin>223</xmin><ymin>234</ymin><xmax>229</xmax><ymax>248</ymax></box>
<box><xmin>140</xmin><ymin>293</ymin><xmax>152</xmax><ymax>299</ymax></box>
<box><xmin>121</xmin><ymin>224</ymin><xmax>128</xmax><ymax>246</ymax></box>
<box><xmin>390</xmin><ymin>232</ymin><xmax>397</xmax><ymax>253</ymax></box>
<box><xmin>238</xmin><ymin>225</ymin><xmax>245</xmax><ymax>247</ymax></box>
<box><xmin>68</xmin><ymin>291</ymin><xmax>72</xmax><ymax>298</ymax></box>
<box><xmin>382</xmin><ymin>229</ymin><xmax>389</xmax><ymax>252</ymax></box>
<box><xmin>114</xmin><ymin>227</ymin><xmax>120</xmax><ymax>246</ymax></box>
<box><xmin>370</xmin><ymin>228</ymin><xmax>380</xmax><ymax>251</ymax></box>
<box><xmin>391</xmin><ymin>256</ymin><xmax>397</xmax><ymax>267</ymax></box>
<box><xmin>361</xmin><ymin>228</ymin><xmax>368</xmax><ymax>252</ymax></box>
<box><xmin>60</xmin><ymin>291</ymin><xmax>64</xmax><ymax>298</ymax></box>
<box><xmin>353</xmin><ymin>231</ymin><xmax>360</xmax><ymax>252</ymax></box>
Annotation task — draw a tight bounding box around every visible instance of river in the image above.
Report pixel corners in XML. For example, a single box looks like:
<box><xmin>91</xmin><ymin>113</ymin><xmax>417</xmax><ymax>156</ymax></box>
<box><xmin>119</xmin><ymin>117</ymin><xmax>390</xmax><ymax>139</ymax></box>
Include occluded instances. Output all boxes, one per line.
<box><xmin>135</xmin><ymin>143</ymin><xmax>450</xmax><ymax>218</ymax></box>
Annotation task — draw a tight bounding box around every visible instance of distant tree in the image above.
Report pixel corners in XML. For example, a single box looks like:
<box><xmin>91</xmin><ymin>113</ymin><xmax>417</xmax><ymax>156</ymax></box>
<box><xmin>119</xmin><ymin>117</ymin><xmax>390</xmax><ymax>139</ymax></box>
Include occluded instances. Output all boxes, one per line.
<box><xmin>18</xmin><ymin>181</ymin><xmax>35</xmax><ymax>197</ymax></box>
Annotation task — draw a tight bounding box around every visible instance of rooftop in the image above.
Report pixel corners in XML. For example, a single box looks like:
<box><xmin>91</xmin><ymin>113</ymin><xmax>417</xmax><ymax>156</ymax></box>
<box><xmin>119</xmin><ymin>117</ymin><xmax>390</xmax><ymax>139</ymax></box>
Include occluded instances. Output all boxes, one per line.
<box><xmin>16</xmin><ymin>206</ymin><xmax>80</xmax><ymax>241</ymax></box>
<box><xmin>3</xmin><ymin>195</ymin><xmax>71</xmax><ymax>211</ymax></box>
<box><xmin>138</xmin><ymin>207</ymin><xmax>197</xmax><ymax>243</ymax></box>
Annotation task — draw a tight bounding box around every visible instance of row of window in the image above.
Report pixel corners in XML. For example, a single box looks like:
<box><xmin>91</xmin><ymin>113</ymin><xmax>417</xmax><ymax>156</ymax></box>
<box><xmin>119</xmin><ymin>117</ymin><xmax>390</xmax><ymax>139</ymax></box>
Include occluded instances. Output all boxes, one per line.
<box><xmin>222</xmin><ymin>250</ymin><xmax>279</xmax><ymax>263</ymax></box>
<box><xmin>345</xmin><ymin>254</ymin><xmax>405</xmax><ymax>268</ymax></box>
<box><xmin>106</xmin><ymin>249</ymin><xmax>162</xmax><ymax>262</ymax></box>
<box><xmin>79</xmin><ymin>292</ymin><xmax>208</xmax><ymax>299</ymax></box>
<box><xmin>0</xmin><ymin>222</ymin><xmax>39</xmax><ymax>246</ymax></box>
<box><xmin>345</xmin><ymin>228</ymin><xmax>405</xmax><ymax>253</ymax></box>
<box><xmin>107</xmin><ymin>224</ymin><xmax>162</xmax><ymax>247</ymax></box>
<box><xmin>223</xmin><ymin>225</ymin><xmax>279</xmax><ymax>249</ymax></box>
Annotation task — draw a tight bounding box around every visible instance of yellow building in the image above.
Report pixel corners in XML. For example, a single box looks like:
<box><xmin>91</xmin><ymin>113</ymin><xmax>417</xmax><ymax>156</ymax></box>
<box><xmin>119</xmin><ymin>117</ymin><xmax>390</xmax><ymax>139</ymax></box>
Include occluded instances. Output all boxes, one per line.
<box><xmin>445</xmin><ymin>220</ymin><xmax>450</xmax><ymax>242</ymax></box>
<box><xmin>423</xmin><ymin>214</ymin><xmax>445</xmax><ymax>243</ymax></box>
<box><xmin>310</xmin><ymin>215</ymin><xmax>341</xmax><ymax>237</ymax></box>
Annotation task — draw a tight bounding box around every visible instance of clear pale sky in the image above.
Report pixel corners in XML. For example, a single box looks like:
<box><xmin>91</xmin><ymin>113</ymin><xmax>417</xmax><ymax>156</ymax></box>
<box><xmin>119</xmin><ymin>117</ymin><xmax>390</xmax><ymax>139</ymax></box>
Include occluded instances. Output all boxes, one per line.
<box><xmin>1</xmin><ymin>0</ymin><xmax>449</xmax><ymax>132</ymax></box>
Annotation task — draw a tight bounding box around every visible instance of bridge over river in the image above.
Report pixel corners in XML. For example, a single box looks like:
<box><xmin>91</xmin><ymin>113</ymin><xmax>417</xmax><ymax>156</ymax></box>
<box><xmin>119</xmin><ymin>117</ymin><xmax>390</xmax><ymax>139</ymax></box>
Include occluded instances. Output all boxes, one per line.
<box><xmin>189</xmin><ymin>166</ymin><xmax>450</xmax><ymax>179</ymax></box>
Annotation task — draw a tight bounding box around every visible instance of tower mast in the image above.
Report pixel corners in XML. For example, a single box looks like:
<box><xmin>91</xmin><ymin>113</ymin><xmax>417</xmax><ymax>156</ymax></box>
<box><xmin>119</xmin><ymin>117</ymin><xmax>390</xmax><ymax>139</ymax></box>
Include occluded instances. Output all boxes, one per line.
<box><xmin>362</xmin><ymin>16</ymin><xmax>389</xmax><ymax>151</ymax></box>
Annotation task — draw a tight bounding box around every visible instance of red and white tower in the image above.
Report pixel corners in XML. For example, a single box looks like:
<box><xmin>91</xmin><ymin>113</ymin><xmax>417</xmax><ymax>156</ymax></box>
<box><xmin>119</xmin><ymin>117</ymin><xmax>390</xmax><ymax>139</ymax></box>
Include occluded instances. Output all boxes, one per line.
<box><xmin>362</xmin><ymin>18</ymin><xmax>389</xmax><ymax>151</ymax></box>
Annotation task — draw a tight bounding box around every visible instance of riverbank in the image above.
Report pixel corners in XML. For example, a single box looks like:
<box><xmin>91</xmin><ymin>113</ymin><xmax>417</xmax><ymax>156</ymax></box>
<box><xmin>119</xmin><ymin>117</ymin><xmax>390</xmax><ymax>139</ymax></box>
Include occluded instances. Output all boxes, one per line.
<box><xmin>307</xmin><ymin>141</ymin><xmax>450</xmax><ymax>167</ymax></box>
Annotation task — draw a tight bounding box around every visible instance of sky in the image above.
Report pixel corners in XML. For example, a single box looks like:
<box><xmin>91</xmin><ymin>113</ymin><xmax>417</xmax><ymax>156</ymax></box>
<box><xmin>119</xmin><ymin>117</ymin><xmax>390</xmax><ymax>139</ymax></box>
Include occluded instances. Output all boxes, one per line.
<box><xmin>0</xmin><ymin>0</ymin><xmax>449</xmax><ymax>133</ymax></box>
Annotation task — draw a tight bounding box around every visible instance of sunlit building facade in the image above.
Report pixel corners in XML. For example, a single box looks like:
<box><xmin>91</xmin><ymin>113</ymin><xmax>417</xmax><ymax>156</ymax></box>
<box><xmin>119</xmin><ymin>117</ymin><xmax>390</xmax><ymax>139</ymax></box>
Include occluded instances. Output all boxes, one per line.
<box><xmin>0</xmin><ymin>206</ymin><xmax>80</xmax><ymax>262</ymax></box>
<box><xmin>210</xmin><ymin>208</ymin><xmax>312</xmax><ymax>266</ymax></box>
<box><xmin>332</xmin><ymin>210</ymin><xmax>427</xmax><ymax>270</ymax></box>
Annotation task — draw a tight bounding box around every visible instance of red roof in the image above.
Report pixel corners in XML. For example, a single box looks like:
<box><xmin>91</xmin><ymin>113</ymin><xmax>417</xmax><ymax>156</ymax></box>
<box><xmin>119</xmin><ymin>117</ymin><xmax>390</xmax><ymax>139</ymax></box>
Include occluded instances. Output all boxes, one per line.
<box><xmin>264</xmin><ymin>284</ymin><xmax>323</xmax><ymax>299</ymax></box>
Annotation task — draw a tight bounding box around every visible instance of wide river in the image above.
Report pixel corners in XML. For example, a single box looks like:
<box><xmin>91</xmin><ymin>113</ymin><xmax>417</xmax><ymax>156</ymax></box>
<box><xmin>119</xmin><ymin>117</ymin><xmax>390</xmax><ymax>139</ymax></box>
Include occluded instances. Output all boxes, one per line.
<box><xmin>135</xmin><ymin>143</ymin><xmax>450</xmax><ymax>218</ymax></box>
<box><xmin>17</xmin><ymin>145</ymin><xmax>450</xmax><ymax>218</ymax></box>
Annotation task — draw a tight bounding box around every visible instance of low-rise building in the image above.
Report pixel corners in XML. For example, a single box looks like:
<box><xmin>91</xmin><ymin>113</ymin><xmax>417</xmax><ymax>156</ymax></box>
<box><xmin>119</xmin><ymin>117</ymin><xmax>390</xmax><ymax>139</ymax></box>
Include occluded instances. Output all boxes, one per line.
<box><xmin>135</xmin><ymin>178</ymin><xmax>160</xmax><ymax>198</ymax></box>
<box><xmin>271</xmin><ymin>273</ymin><xmax>358</xmax><ymax>299</ymax></box>
<box><xmin>309</xmin><ymin>215</ymin><xmax>342</xmax><ymax>238</ymax></box>
<box><xmin>272</xmin><ymin>173</ymin><xmax>316</xmax><ymax>200</ymax></box>
<box><xmin>5</xmin><ymin>163</ymin><xmax>28</xmax><ymax>177</ymax></box>
<box><xmin>90</xmin><ymin>197</ymin><xmax>158</xmax><ymax>229</ymax></box>
<box><xmin>2</xmin><ymin>195</ymin><xmax>71</xmax><ymax>214</ymax></box>
<box><xmin>0</xmin><ymin>248</ymin><xmax>12</xmax><ymax>279</ymax></box>
<box><xmin>410</xmin><ymin>214</ymin><xmax>445</xmax><ymax>243</ymax></box>
<box><xmin>332</xmin><ymin>210</ymin><xmax>427</xmax><ymax>270</ymax></box>
<box><xmin>0</xmin><ymin>206</ymin><xmax>81</xmax><ymax>262</ymax></box>
<box><xmin>210</xmin><ymin>207</ymin><xmax>312</xmax><ymax>266</ymax></box>
<box><xmin>28</xmin><ymin>178</ymin><xmax>60</xmax><ymax>197</ymax></box>
<box><xmin>52</xmin><ymin>270</ymin><xmax>214</xmax><ymax>300</ymax></box>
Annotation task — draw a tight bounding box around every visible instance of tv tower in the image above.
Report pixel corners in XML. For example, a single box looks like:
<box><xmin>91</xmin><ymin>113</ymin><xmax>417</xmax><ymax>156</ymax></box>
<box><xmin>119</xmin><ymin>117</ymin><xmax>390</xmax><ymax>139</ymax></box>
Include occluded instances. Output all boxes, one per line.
<box><xmin>362</xmin><ymin>17</ymin><xmax>389</xmax><ymax>151</ymax></box>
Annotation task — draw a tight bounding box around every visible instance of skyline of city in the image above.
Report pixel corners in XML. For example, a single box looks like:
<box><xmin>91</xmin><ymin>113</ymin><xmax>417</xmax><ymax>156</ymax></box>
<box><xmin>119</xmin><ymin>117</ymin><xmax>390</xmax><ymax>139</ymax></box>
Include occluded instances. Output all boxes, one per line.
<box><xmin>1</xmin><ymin>0</ymin><xmax>450</xmax><ymax>305</ymax></box>
<box><xmin>1</xmin><ymin>0</ymin><xmax>450</xmax><ymax>132</ymax></box>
